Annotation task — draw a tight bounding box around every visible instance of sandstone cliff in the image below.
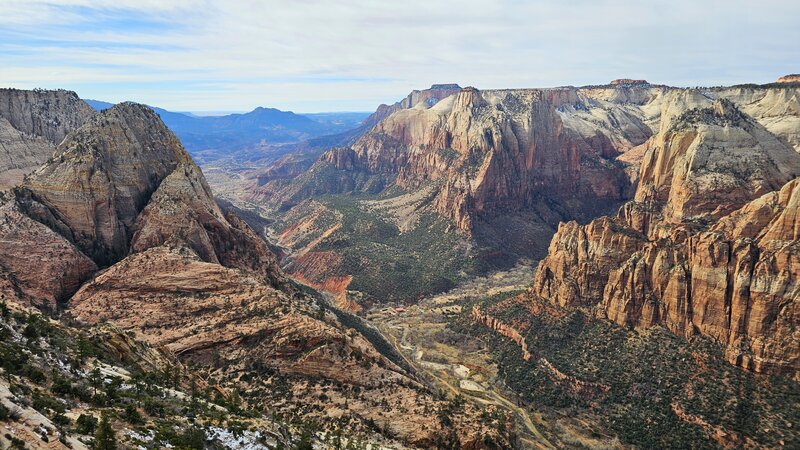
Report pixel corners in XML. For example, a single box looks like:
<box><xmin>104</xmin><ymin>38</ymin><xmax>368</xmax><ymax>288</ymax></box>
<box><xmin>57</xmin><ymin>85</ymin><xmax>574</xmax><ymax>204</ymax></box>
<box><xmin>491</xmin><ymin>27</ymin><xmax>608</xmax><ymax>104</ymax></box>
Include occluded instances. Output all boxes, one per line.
<box><xmin>130</xmin><ymin>160</ymin><xmax>285</xmax><ymax>287</ymax></box>
<box><xmin>532</xmin><ymin>100</ymin><xmax>800</xmax><ymax>379</ymax></box>
<box><xmin>16</xmin><ymin>103</ymin><xmax>189</xmax><ymax>265</ymax></box>
<box><xmin>360</xmin><ymin>83</ymin><xmax>463</xmax><ymax>129</ymax></box>
<box><xmin>610</xmin><ymin>79</ymin><xmax>649</xmax><ymax>85</ymax></box>
<box><xmin>242</xmin><ymin>82</ymin><xmax>800</xmax><ymax>307</ymax></box>
<box><xmin>10</xmin><ymin>102</ymin><xmax>285</xmax><ymax>284</ymax></box>
<box><xmin>0</xmin><ymin>88</ymin><xmax>95</xmax><ymax>145</ymax></box>
<box><xmin>0</xmin><ymin>199</ymin><xmax>97</xmax><ymax>309</ymax></box>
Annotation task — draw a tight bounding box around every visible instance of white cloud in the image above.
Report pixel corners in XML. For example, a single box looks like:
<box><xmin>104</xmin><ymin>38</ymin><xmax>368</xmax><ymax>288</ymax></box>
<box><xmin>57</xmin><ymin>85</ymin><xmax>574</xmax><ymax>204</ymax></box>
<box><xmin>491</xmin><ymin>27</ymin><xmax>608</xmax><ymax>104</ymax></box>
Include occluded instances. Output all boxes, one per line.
<box><xmin>0</xmin><ymin>0</ymin><xmax>798</xmax><ymax>111</ymax></box>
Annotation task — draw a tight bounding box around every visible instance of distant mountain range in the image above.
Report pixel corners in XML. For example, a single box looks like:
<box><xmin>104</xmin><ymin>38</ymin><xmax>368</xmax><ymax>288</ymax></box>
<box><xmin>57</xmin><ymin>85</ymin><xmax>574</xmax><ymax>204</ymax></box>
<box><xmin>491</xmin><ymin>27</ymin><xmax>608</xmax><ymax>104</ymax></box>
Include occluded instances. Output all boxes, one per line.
<box><xmin>84</xmin><ymin>99</ymin><xmax>369</xmax><ymax>155</ymax></box>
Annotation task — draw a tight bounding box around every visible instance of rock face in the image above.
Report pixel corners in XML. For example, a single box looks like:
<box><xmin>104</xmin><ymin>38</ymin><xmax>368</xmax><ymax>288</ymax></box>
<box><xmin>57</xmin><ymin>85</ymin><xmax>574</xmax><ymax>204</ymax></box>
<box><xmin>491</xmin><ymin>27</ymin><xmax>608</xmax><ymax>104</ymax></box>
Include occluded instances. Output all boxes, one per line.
<box><xmin>471</xmin><ymin>305</ymin><xmax>531</xmax><ymax>361</ymax></box>
<box><xmin>0</xmin><ymin>89</ymin><xmax>94</xmax><ymax>189</ymax></box>
<box><xmin>69</xmin><ymin>245</ymin><xmax>370</xmax><ymax>378</ymax></box>
<box><xmin>349</xmin><ymin>86</ymin><xmax>639</xmax><ymax>233</ymax></box>
<box><xmin>272</xmin><ymin>85</ymin><xmax>650</xmax><ymax>241</ymax></box>
<box><xmin>532</xmin><ymin>99</ymin><xmax>800</xmax><ymax>379</ymax></box>
<box><xmin>129</xmin><ymin>160</ymin><xmax>285</xmax><ymax>287</ymax></box>
<box><xmin>360</xmin><ymin>83</ymin><xmax>463</xmax><ymax>129</ymax></box>
<box><xmin>67</xmin><ymin>245</ymin><xmax>509</xmax><ymax>447</ymax></box>
<box><xmin>0</xmin><ymin>88</ymin><xmax>95</xmax><ymax>145</ymax></box>
<box><xmin>0</xmin><ymin>118</ymin><xmax>54</xmax><ymax>189</ymax></box>
<box><xmin>16</xmin><ymin>103</ymin><xmax>190</xmax><ymax>266</ymax></box>
<box><xmin>241</xmin><ymin>81</ymin><xmax>800</xmax><ymax>306</ymax></box>
<box><xmin>0</xmin><ymin>200</ymin><xmax>97</xmax><ymax>309</ymax></box>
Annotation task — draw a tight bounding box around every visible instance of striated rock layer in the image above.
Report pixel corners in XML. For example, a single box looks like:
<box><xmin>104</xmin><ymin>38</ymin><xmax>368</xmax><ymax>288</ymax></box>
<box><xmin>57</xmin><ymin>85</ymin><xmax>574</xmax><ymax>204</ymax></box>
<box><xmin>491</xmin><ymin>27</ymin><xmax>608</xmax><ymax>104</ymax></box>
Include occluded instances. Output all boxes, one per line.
<box><xmin>0</xmin><ymin>88</ymin><xmax>95</xmax><ymax>145</ymax></box>
<box><xmin>533</xmin><ymin>99</ymin><xmax>800</xmax><ymax>379</ymax></box>
<box><xmin>15</xmin><ymin>103</ymin><xmax>191</xmax><ymax>265</ymax></box>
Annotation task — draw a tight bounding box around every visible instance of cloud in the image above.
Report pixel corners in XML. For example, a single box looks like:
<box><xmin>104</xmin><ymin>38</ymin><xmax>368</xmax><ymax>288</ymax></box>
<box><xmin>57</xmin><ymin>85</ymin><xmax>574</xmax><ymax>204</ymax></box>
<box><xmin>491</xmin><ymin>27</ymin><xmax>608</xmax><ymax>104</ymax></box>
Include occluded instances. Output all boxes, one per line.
<box><xmin>0</xmin><ymin>0</ymin><xmax>798</xmax><ymax>111</ymax></box>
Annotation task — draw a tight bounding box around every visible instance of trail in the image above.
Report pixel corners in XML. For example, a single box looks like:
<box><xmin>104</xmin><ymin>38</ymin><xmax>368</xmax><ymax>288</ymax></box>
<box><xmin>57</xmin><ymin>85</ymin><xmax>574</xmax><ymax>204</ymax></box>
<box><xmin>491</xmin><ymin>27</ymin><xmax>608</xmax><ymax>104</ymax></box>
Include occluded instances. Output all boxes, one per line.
<box><xmin>378</xmin><ymin>320</ymin><xmax>555</xmax><ymax>450</ymax></box>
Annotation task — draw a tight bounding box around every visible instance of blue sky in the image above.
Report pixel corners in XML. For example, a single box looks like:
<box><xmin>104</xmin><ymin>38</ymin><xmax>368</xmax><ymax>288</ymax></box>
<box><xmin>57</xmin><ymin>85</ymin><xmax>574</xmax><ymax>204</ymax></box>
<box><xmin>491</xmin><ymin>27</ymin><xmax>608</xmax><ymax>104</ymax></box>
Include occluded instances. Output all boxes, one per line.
<box><xmin>1</xmin><ymin>0</ymin><xmax>798</xmax><ymax>113</ymax></box>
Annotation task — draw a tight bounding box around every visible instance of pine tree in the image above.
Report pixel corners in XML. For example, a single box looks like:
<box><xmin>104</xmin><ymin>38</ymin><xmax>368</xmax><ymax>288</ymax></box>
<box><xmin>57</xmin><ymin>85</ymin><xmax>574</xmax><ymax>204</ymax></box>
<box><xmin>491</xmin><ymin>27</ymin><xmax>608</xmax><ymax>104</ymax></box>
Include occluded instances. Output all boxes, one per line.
<box><xmin>94</xmin><ymin>413</ymin><xmax>117</xmax><ymax>450</ymax></box>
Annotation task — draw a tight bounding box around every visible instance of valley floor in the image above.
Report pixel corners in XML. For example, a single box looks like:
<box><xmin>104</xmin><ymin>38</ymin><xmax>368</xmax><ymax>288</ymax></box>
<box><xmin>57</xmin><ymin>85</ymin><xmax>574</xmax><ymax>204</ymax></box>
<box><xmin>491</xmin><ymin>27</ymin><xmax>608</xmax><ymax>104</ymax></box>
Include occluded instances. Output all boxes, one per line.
<box><xmin>366</xmin><ymin>264</ymin><xmax>621</xmax><ymax>450</ymax></box>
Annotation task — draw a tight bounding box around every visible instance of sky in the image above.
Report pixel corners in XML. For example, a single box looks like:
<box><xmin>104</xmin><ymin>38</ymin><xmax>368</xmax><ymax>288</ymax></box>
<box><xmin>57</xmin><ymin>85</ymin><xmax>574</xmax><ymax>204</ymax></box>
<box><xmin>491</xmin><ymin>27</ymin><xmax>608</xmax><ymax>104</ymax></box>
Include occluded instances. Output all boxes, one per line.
<box><xmin>0</xmin><ymin>0</ymin><xmax>798</xmax><ymax>113</ymax></box>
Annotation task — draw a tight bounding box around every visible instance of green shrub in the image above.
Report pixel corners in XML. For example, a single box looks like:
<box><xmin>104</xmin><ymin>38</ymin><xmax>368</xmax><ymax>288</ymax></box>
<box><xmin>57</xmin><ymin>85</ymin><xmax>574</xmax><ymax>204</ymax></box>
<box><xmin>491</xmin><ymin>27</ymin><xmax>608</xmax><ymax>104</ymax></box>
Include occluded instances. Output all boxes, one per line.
<box><xmin>123</xmin><ymin>404</ymin><xmax>144</xmax><ymax>425</ymax></box>
<box><xmin>76</xmin><ymin>414</ymin><xmax>98</xmax><ymax>435</ymax></box>
<box><xmin>52</xmin><ymin>413</ymin><xmax>71</xmax><ymax>427</ymax></box>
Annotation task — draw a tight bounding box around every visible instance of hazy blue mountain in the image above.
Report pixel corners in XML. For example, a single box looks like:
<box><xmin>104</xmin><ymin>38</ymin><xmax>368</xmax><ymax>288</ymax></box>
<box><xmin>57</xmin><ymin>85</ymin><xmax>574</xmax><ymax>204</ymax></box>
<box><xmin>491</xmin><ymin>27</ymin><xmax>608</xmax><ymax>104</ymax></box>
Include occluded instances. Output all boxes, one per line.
<box><xmin>85</xmin><ymin>101</ymin><xmax>366</xmax><ymax>155</ymax></box>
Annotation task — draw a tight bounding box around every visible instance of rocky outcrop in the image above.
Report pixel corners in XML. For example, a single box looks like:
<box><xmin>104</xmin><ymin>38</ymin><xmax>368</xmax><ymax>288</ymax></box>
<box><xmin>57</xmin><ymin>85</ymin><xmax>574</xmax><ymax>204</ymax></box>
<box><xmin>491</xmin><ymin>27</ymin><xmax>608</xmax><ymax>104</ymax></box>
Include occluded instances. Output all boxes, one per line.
<box><xmin>285</xmin><ymin>251</ymin><xmax>359</xmax><ymax>312</ymax></box>
<box><xmin>0</xmin><ymin>88</ymin><xmax>95</xmax><ymax>145</ymax></box>
<box><xmin>532</xmin><ymin>100</ymin><xmax>800</xmax><ymax>379</ymax></box>
<box><xmin>16</xmin><ymin>103</ymin><xmax>189</xmax><ymax>266</ymax></box>
<box><xmin>610</xmin><ymin>79</ymin><xmax>649</xmax><ymax>85</ymax></box>
<box><xmin>68</xmin><ymin>245</ymin><xmax>379</xmax><ymax>380</ymax></box>
<box><xmin>360</xmin><ymin>83</ymin><xmax>463</xmax><ymax>129</ymax></box>
<box><xmin>8</xmin><ymin>101</ymin><xmax>285</xmax><ymax>285</ymax></box>
<box><xmin>130</xmin><ymin>160</ymin><xmax>286</xmax><ymax>287</ymax></box>
<box><xmin>0</xmin><ymin>89</ymin><xmax>94</xmax><ymax>189</ymax></box>
<box><xmin>281</xmin><ymin>86</ymin><xmax>647</xmax><ymax>239</ymax></box>
<box><xmin>0</xmin><ymin>118</ymin><xmax>54</xmax><ymax>189</ymax></box>
<box><xmin>1</xmin><ymin>97</ymin><xmax>286</xmax><ymax>307</ymax></box>
<box><xmin>272</xmin><ymin>82</ymin><xmax>800</xmax><ymax>243</ymax></box>
<box><xmin>68</xmin><ymin>245</ymin><xmax>511</xmax><ymax>448</ymax></box>
<box><xmin>777</xmin><ymin>74</ymin><xmax>800</xmax><ymax>84</ymax></box>
<box><xmin>635</xmin><ymin>99</ymin><xmax>799</xmax><ymax>225</ymax></box>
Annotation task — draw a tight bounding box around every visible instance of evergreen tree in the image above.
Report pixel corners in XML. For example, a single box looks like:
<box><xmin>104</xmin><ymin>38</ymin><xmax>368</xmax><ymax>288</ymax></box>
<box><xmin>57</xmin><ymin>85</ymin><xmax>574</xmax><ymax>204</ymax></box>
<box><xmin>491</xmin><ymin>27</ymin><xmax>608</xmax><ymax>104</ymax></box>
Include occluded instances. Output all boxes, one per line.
<box><xmin>94</xmin><ymin>413</ymin><xmax>117</xmax><ymax>450</ymax></box>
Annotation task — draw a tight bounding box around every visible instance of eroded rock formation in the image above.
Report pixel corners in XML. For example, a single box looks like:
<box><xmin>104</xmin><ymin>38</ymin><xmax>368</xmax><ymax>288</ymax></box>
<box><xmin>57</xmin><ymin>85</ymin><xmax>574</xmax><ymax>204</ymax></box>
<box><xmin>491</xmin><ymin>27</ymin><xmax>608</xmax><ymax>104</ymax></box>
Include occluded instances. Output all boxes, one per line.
<box><xmin>532</xmin><ymin>99</ymin><xmax>800</xmax><ymax>379</ymax></box>
<box><xmin>266</xmin><ymin>82</ymin><xmax>800</xmax><ymax>250</ymax></box>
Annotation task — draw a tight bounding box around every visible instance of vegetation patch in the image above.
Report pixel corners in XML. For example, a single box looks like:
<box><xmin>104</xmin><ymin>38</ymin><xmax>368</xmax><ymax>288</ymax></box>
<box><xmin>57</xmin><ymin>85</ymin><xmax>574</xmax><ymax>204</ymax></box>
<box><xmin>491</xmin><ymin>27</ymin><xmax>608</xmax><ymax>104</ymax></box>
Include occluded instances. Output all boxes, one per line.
<box><xmin>451</xmin><ymin>296</ymin><xmax>800</xmax><ymax>449</ymax></box>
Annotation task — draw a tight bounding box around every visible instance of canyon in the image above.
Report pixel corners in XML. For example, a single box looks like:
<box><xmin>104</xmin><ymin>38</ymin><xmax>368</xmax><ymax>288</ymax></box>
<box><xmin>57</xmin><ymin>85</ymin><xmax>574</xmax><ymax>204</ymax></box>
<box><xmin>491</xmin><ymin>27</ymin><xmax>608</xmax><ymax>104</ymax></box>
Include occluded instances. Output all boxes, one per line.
<box><xmin>0</xmin><ymin>74</ymin><xmax>798</xmax><ymax>449</ymax></box>
<box><xmin>0</xmin><ymin>89</ymin><xmax>514</xmax><ymax>449</ymax></box>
